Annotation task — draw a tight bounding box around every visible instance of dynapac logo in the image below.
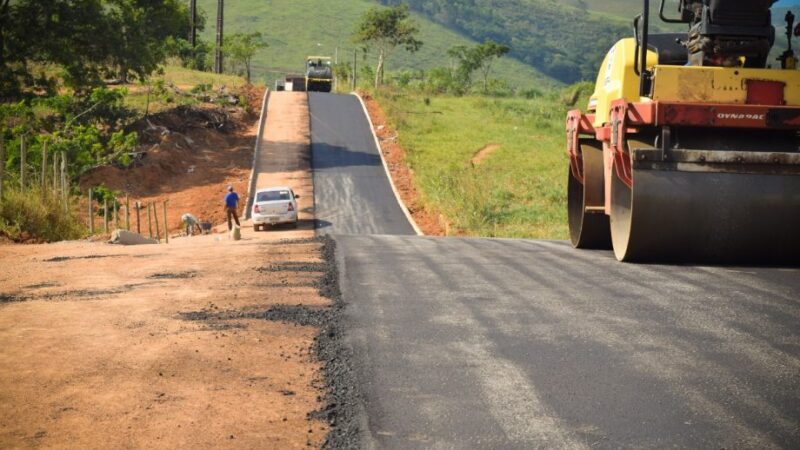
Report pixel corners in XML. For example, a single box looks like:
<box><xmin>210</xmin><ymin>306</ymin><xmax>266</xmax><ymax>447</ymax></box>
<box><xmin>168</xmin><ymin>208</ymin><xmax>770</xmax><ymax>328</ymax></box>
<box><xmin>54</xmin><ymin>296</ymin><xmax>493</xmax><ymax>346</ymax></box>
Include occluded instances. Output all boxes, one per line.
<box><xmin>717</xmin><ymin>113</ymin><xmax>765</xmax><ymax>121</ymax></box>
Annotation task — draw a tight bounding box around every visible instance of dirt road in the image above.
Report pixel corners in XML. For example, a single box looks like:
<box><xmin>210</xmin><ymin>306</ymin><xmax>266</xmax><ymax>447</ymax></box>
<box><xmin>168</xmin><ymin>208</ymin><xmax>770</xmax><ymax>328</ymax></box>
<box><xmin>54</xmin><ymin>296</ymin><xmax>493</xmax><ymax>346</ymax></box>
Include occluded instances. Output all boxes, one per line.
<box><xmin>0</xmin><ymin>92</ymin><xmax>327</xmax><ymax>449</ymax></box>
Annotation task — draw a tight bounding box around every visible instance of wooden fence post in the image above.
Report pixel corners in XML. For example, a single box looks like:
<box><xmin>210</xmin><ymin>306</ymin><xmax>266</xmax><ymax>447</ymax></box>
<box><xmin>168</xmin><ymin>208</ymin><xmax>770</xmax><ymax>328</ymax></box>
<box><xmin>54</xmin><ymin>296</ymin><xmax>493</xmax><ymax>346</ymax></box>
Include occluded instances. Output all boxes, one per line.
<box><xmin>103</xmin><ymin>198</ymin><xmax>108</xmax><ymax>233</ymax></box>
<box><xmin>152</xmin><ymin>201</ymin><xmax>161</xmax><ymax>243</ymax></box>
<box><xmin>52</xmin><ymin>151</ymin><xmax>58</xmax><ymax>194</ymax></box>
<box><xmin>0</xmin><ymin>136</ymin><xmax>4</xmax><ymax>199</ymax></box>
<box><xmin>163</xmin><ymin>200</ymin><xmax>169</xmax><ymax>243</ymax></box>
<box><xmin>136</xmin><ymin>201</ymin><xmax>141</xmax><ymax>234</ymax></box>
<box><xmin>60</xmin><ymin>152</ymin><xmax>68</xmax><ymax>213</ymax></box>
<box><xmin>125</xmin><ymin>196</ymin><xmax>130</xmax><ymax>230</ymax></box>
<box><xmin>19</xmin><ymin>135</ymin><xmax>26</xmax><ymax>190</ymax></box>
<box><xmin>88</xmin><ymin>189</ymin><xmax>94</xmax><ymax>234</ymax></box>
<box><xmin>40</xmin><ymin>141</ymin><xmax>48</xmax><ymax>194</ymax></box>
<box><xmin>147</xmin><ymin>203</ymin><xmax>153</xmax><ymax>238</ymax></box>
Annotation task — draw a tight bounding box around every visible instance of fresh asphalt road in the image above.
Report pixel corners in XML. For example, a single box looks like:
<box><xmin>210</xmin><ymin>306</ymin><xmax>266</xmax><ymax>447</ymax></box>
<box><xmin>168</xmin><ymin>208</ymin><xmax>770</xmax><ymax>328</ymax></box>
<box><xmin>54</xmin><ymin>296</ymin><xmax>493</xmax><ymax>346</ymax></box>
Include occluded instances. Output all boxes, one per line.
<box><xmin>339</xmin><ymin>235</ymin><xmax>800</xmax><ymax>449</ymax></box>
<box><xmin>305</xmin><ymin>92</ymin><xmax>800</xmax><ymax>448</ymax></box>
<box><xmin>308</xmin><ymin>92</ymin><xmax>416</xmax><ymax>236</ymax></box>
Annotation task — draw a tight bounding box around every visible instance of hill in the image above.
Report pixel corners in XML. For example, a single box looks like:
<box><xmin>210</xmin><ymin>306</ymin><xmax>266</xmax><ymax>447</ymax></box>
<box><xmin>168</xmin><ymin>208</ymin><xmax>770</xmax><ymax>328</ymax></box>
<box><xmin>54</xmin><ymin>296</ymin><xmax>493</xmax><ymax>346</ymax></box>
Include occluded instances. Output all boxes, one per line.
<box><xmin>196</xmin><ymin>0</ymin><xmax>559</xmax><ymax>89</ymax></box>
<box><xmin>573</xmin><ymin>0</ymin><xmax>800</xmax><ymax>16</ymax></box>
<box><xmin>196</xmin><ymin>0</ymin><xmax>799</xmax><ymax>88</ymax></box>
<box><xmin>385</xmin><ymin>0</ymin><xmax>630</xmax><ymax>83</ymax></box>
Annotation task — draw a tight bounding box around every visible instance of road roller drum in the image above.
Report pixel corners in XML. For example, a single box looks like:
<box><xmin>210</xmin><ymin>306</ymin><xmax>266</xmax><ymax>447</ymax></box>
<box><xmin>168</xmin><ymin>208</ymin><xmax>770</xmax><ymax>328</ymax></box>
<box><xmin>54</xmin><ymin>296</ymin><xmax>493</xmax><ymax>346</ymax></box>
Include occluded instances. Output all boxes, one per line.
<box><xmin>565</xmin><ymin>0</ymin><xmax>800</xmax><ymax>263</ymax></box>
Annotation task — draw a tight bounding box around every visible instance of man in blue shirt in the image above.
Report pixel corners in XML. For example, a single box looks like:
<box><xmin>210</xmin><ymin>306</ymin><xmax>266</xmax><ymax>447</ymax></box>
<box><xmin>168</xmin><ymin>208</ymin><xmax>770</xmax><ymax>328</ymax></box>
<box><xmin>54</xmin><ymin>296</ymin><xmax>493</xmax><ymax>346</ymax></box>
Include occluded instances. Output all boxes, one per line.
<box><xmin>224</xmin><ymin>185</ymin><xmax>241</xmax><ymax>231</ymax></box>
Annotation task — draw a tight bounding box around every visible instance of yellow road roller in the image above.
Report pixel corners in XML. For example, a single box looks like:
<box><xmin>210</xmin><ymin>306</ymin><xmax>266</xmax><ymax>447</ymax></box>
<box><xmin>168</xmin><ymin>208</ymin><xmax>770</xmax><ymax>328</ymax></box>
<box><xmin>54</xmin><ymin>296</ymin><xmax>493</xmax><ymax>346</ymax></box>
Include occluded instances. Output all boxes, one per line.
<box><xmin>567</xmin><ymin>0</ymin><xmax>800</xmax><ymax>263</ymax></box>
<box><xmin>305</xmin><ymin>56</ymin><xmax>333</xmax><ymax>92</ymax></box>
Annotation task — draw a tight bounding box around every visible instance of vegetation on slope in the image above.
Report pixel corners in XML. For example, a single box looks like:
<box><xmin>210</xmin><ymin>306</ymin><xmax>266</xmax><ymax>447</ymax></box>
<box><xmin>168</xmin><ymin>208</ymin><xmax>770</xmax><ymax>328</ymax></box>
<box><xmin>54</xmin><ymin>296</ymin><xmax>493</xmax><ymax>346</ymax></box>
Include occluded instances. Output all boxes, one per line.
<box><xmin>374</xmin><ymin>83</ymin><xmax>592</xmax><ymax>239</ymax></box>
<box><xmin>123</xmin><ymin>65</ymin><xmax>247</xmax><ymax>114</ymax></box>
<box><xmin>380</xmin><ymin>0</ymin><xmax>629</xmax><ymax>83</ymax></box>
<box><xmin>0</xmin><ymin>1</ymin><xmax>252</xmax><ymax>242</ymax></box>
<box><xmin>195</xmin><ymin>0</ymin><xmax>558</xmax><ymax>89</ymax></box>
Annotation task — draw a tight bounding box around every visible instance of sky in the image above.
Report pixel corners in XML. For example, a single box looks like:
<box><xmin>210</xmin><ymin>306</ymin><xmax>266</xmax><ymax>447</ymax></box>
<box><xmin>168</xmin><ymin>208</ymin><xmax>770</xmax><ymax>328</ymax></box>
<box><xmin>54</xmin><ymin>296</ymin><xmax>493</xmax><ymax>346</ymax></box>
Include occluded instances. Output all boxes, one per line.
<box><xmin>776</xmin><ymin>0</ymin><xmax>800</xmax><ymax>6</ymax></box>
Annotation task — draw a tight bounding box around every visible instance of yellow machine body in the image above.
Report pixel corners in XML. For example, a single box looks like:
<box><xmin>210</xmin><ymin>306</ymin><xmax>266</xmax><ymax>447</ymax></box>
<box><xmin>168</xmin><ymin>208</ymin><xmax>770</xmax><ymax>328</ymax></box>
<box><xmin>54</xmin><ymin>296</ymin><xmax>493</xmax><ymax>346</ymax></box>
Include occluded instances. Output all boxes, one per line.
<box><xmin>590</xmin><ymin>39</ymin><xmax>656</xmax><ymax>127</ymax></box>
<box><xmin>570</xmin><ymin>35</ymin><xmax>800</xmax><ymax>263</ymax></box>
<box><xmin>589</xmin><ymin>38</ymin><xmax>800</xmax><ymax>127</ymax></box>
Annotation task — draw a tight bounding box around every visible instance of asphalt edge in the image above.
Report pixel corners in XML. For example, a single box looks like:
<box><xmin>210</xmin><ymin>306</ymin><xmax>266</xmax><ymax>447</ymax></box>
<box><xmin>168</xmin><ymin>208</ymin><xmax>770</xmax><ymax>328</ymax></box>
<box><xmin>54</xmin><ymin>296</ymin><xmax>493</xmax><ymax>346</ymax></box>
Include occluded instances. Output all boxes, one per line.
<box><xmin>312</xmin><ymin>235</ymin><xmax>375</xmax><ymax>450</ymax></box>
<box><xmin>245</xmin><ymin>88</ymin><xmax>271</xmax><ymax>220</ymax></box>
<box><xmin>331</xmin><ymin>235</ymin><xmax>377</xmax><ymax>450</ymax></box>
<box><xmin>351</xmin><ymin>92</ymin><xmax>423</xmax><ymax>236</ymax></box>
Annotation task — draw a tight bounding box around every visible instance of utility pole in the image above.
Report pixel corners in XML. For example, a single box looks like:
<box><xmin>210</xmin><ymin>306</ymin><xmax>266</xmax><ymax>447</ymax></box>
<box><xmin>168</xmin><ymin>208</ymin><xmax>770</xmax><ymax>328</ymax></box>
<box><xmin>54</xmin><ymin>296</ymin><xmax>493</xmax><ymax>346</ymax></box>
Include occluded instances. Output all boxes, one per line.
<box><xmin>215</xmin><ymin>0</ymin><xmax>224</xmax><ymax>74</ymax></box>
<box><xmin>189</xmin><ymin>0</ymin><xmax>197</xmax><ymax>47</ymax></box>
<box><xmin>352</xmin><ymin>49</ymin><xmax>357</xmax><ymax>91</ymax></box>
<box><xmin>334</xmin><ymin>47</ymin><xmax>339</xmax><ymax>91</ymax></box>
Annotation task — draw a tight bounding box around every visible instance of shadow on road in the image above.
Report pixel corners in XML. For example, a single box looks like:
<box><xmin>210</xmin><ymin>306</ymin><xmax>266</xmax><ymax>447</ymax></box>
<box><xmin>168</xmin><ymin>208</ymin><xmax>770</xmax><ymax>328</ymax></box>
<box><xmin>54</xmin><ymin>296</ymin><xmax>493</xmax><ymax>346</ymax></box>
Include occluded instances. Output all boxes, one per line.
<box><xmin>311</xmin><ymin>143</ymin><xmax>382</xmax><ymax>170</ymax></box>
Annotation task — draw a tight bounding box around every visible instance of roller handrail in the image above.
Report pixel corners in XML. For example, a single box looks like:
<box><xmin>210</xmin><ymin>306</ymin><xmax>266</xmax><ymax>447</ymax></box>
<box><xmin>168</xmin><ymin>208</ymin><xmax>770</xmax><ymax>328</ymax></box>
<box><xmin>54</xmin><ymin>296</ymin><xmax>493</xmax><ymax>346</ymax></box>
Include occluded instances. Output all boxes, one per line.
<box><xmin>659</xmin><ymin>0</ymin><xmax>685</xmax><ymax>24</ymax></box>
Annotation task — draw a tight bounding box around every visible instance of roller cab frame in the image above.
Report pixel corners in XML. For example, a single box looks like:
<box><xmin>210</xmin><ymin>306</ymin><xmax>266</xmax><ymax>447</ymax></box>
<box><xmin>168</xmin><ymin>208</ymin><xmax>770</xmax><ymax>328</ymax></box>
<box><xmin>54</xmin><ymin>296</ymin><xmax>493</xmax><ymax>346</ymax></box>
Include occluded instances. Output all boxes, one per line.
<box><xmin>305</xmin><ymin>56</ymin><xmax>333</xmax><ymax>93</ymax></box>
<box><xmin>566</xmin><ymin>0</ymin><xmax>800</xmax><ymax>263</ymax></box>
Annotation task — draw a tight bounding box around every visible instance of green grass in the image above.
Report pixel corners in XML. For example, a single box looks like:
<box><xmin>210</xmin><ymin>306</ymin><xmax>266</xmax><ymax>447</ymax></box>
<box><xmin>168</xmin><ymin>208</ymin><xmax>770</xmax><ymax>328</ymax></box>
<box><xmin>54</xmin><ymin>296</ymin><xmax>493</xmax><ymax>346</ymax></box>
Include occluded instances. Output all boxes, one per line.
<box><xmin>196</xmin><ymin>0</ymin><xmax>558</xmax><ymax>90</ymax></box>
<box><xmin>158</xmin><ymin>65</ymin><xmax>246</xmax><ymax>88</ymax></box>
<box><xmin>375</xmin><ymin>86</ymin><xmax>591</xmax><ymax>239</ymax></box>
<box><xmin>0</xmin><ymin>186</ymin><xmax>86</xmax><ymax>242</ymax></box>
<box><xmin>123</xmin><ymin>65</ymin><xmax>247</xmax><ymax>114</ymax></box>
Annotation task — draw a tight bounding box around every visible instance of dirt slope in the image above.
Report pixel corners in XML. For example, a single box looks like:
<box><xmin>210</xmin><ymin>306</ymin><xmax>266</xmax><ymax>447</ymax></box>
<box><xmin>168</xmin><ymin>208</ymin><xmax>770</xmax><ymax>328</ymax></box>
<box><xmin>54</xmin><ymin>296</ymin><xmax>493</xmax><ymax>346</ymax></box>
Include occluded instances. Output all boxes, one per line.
<box><xmin>80</xmin><ymin>89</ymin><xmax>264</xmax><ymax>236</ymax></box>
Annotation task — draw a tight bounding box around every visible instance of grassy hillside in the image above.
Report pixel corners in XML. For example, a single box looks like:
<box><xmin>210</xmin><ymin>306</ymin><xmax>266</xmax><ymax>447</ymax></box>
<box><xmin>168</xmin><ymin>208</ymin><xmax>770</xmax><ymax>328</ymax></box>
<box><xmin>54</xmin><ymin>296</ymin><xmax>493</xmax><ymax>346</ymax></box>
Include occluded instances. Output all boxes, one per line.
<box><xmin>374</xmin><ymin>85</ymin><xmax>591</xmax><ymax>239</ymax></box>
<box><xmin>124</xmin><ymin>65</ymin><xmax>246</xmax><ymax>114</ymax></box>
<box><xmin>564</xmin><ymin>0</ymin><xmax>634</xmax><ymax>18</ymax></box>
<box><xmin>572</xmin><ymin>1</ymin><xmax>800</xmax><ymax>17</ymax></box>
<box><xmin>390</xmin><ymin>0</ymin><xmax>630</xmax><ymax>82</ymax></box>
<box><xmin>196</xmin><ymin>0</ymin><xmax>559</xmax><ymax>89</ymax></box>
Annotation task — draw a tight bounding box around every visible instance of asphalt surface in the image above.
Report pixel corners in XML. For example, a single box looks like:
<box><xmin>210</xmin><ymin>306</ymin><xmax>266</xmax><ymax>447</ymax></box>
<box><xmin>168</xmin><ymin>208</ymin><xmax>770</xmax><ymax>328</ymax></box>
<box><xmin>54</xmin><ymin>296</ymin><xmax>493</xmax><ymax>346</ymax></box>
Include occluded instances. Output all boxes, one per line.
<box><xmin>304</xmin><ymin>91</ymin><xmax>800</xmax><ymax>448</ymax></box>
<box><xmin>338</xmin><ymin>235</ymin><xmax>800</xmax><ymax>449</ymax></box>
<box><xmin>308</xmin><ymin>92</ymin><xmax>416</xmax><ymax>236</ymax></box>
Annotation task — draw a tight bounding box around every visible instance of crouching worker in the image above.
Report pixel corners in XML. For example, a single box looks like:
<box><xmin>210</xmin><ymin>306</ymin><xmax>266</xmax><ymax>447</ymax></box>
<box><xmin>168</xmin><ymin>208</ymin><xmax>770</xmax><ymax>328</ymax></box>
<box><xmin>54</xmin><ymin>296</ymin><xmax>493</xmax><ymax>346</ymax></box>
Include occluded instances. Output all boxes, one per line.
<box><xmin>182</xmin><ymin>213</ymin><xmax>201</xmax><ymax>236</ymax></box>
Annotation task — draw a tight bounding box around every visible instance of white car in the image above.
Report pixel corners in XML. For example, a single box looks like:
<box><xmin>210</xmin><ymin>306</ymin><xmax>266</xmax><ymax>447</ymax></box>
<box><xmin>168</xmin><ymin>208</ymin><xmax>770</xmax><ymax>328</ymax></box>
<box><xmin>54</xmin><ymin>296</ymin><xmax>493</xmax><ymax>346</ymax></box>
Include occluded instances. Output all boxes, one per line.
<box><xmin>252</xmin><ymin>187</ymin><xmax>299</xmax><ymax>230</ymax></box>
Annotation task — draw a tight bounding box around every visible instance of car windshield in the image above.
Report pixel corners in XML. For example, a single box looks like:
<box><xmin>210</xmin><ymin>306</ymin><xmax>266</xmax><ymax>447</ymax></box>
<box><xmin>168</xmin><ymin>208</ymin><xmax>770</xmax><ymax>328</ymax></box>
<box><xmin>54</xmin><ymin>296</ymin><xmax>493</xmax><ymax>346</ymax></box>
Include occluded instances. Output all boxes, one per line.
<box><xmin>257</xmin><ymin>190</ymin><xmax>291</xmax><ymax>202</ymax></box>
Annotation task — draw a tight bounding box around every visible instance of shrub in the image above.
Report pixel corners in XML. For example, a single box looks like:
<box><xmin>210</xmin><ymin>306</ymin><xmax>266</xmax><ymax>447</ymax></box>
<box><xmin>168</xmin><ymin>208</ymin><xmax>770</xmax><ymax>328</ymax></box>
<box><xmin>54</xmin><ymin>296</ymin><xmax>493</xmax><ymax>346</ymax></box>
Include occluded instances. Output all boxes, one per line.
<box><xmin>0</xmin><ymin>187</ymin><xmax>85</xmax><ymax>242</ymax></box>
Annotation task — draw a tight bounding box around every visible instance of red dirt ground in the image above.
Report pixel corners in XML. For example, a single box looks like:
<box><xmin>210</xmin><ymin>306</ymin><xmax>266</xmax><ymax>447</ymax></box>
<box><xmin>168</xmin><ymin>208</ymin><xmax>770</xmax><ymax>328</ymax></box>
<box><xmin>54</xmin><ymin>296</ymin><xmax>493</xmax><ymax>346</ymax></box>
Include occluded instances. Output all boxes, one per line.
<box><xmin>79</xmin><ymin>87</ymin><xmax>266</xmax><ymax>237</ymax></box>
<box><xmin>0</xmin><ymin>88</ymin><xmax>330</xmax><ymax>449</ymax></box>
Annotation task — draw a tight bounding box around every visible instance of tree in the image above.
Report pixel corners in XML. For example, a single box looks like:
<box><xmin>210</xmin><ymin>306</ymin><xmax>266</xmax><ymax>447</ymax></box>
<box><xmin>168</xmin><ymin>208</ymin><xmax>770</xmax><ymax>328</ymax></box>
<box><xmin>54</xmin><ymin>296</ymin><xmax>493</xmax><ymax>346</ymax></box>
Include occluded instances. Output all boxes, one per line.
<box><xmin>0</xmin><ymin>0</ymin><xmax>190</xmax><ymax>98</ymax></box>
<box><xmin>1</xmin><ymin>0</ymin><xmax>116</xmax><ymax>98</ymax></box>
<box><xmin>446</xmin><ymin>45</ymin><xmax>480</xmax><ymax>93</ymax></box>
<box><xmin>353</xmin><ymin>4</ymin><xmax>422</xmax><ymax>89</ymax></box>
<box><xmin>104</xmin><ymin>0</ymin><xmax>192</xmax><ymax>83</ymax></box>
<box><xmin>223</xmin><ymin>32</ymin><xmax>267</xmax><ymax>84</ymax></box>
<box><xmin>472</xmin><ymin>40</ymin><xmax>510</xmax><ymax>93</ymax></box>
